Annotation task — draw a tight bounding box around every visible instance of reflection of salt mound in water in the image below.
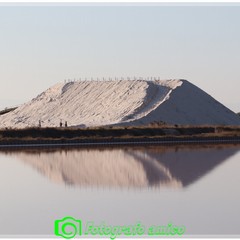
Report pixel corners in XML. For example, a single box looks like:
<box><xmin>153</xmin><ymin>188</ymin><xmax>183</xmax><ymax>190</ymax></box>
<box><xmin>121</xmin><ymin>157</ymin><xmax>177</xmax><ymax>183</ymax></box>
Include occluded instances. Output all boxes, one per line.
<box><xmin>6</xmin><ymin>145</ymin><xmax>239</xmax><ymax>189</ymax></box>
<box><xmin>127</xmin><ymin>146</ymin><xmax>239</xmax><ymax>187</ymax></box>
<box><xmin>1</xmin><ymin>79</ymin><xmax>239</xmax><ymax>128</ymax></box>
<box><xmin>13</xmin><ymin>149</ymin><xmax>181</xmax><ymax>188</ymax></box>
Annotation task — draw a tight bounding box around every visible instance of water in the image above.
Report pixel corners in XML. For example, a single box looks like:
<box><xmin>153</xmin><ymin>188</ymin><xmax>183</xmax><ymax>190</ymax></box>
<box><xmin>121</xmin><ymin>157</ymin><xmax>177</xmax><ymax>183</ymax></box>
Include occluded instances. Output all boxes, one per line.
<box><xmin>0</xmin><ymin>144</ymin><xmax>240</xmax><ymax>237</ymax></box>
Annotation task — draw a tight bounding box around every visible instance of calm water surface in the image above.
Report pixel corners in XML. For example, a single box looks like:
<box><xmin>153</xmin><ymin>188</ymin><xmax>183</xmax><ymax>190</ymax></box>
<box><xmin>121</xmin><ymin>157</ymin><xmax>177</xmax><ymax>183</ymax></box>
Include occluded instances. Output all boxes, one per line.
<box><xmin>0</xmin><ymin>145</ymin><xmax>240</xmax><ymax>237</ymax></box>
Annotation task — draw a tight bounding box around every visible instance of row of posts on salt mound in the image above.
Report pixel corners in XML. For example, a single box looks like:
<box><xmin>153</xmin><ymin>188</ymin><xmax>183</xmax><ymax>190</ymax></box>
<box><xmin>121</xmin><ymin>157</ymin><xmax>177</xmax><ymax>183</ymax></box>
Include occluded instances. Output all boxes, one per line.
<box><xmin>38</xmin><ymin>119</ymin><xmax>67</xmax><ymax>128</ymax></box>
<box><xmin>64</xmin><ymin>77</ymin><xmax>161</xmax><ymax>83</ymax></box>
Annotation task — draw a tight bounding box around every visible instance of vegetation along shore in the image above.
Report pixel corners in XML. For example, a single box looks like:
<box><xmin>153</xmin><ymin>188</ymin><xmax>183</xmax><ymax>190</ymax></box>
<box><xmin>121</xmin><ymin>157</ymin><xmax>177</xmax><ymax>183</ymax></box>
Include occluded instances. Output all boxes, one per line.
<box><xmin>1</xmin><ymin>125</ymin><xmax>240</xmax><ymax>148</ymax></box>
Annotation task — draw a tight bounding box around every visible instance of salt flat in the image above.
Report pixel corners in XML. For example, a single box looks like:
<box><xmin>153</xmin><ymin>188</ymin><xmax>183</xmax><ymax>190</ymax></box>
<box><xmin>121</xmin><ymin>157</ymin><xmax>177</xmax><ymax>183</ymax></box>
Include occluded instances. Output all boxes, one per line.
<box><xmin>0</xmin><ymin>79</ymin><xmax>239</xmax><ymax>128</ymax></box>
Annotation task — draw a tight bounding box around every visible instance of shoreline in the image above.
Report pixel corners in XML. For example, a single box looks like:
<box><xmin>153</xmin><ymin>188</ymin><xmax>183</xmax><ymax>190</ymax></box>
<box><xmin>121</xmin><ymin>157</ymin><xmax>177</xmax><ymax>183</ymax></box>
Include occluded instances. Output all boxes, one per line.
<box><xmin>1</xmin><ymin>135</ymin><xmax>240</xmax><ymax>148</ymax></box>
<box><xmin>1</xmin><ymin>126</ymin><xmax>240</xmax><ymax>148</ymax></box>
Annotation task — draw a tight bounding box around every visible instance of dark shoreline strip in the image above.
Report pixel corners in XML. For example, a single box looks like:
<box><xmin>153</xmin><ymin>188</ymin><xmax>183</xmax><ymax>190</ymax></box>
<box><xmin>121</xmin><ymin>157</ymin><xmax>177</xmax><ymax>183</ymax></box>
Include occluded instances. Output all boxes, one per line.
<box><xmin>1</xmin><ymin>136</ymin><xmax>240</xmax><ymax>148</ymax></box>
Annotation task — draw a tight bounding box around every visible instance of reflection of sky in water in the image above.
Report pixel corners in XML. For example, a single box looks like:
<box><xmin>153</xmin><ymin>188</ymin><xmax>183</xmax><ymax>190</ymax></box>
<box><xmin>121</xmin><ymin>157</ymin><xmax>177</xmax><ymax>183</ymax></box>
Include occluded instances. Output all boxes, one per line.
<box><xmin>0</xmin><ymin>145</ymin><xmax>240</xmax><ymax>236</ymax></box>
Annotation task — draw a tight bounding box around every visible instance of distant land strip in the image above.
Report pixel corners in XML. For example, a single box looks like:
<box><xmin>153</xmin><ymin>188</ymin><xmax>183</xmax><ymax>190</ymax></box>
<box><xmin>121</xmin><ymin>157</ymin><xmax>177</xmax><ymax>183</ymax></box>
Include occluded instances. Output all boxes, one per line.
<box><xmin>1</xmin><ymin>126</ymin><xmax>240</xmax><ymax>148</ymax></box>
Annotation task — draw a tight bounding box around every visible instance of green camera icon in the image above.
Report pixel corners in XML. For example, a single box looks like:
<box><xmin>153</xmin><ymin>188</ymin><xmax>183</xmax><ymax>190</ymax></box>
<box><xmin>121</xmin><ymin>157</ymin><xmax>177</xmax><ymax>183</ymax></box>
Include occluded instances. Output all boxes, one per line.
<box><xmin>55</xmin><ymin>216</ymin><xmax>82</xmax><ymax>239</ymax></box>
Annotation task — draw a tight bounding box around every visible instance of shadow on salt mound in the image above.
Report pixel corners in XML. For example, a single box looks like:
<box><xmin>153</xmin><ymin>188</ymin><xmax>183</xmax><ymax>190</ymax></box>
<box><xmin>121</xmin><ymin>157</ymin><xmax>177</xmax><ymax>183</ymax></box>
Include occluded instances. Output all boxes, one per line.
<box><xmin>61</xmin><ymin>82</ymin><xmax>74</xmax><ymax>95</ymax></box>
<box><xmin>121</xmin><ymin>81</ymin><xmax>171</xmax><ymax>122</ymax></box>
<box><xmin>121</xmin><ymin>79</ymin><xmax>240</xmax><ymax>126</ymax></box>
<box><xmin>73</xmin><ymin>124</ymin><xmax>86</xmax><ymax>128</ymax></box>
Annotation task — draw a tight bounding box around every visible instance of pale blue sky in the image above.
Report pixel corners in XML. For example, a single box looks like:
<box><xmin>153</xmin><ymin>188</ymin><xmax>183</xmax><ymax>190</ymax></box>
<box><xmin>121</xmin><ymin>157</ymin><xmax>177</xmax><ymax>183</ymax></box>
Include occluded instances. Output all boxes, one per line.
<box><xmin>0</xmin><ymin>4</ymin><xmax>240</xmax><ymax>112</ymax></box>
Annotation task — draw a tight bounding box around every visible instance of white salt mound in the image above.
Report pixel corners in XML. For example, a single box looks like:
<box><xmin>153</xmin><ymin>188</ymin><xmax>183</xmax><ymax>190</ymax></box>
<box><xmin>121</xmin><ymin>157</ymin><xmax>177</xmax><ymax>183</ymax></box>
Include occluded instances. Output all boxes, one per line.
<box><xmin>0</xmin><ymin>79</ymin><xmax>239</xmax><ymax>128</ymax></box>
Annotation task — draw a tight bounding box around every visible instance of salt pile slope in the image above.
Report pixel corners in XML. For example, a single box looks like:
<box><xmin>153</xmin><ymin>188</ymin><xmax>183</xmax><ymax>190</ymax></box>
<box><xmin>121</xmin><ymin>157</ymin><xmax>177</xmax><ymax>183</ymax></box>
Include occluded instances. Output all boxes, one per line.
<box><xmin>0</xmin><ymin>79</ymin><xmax>239</xmax><ymax>128</ymax></box>
<box><xmin>0</xmin><ymin>80</ymin><xmax>152</xmax><ymax>128</ymax></box>
<box><xmin>128</xmin><ymin>80</ymin><xmax>240</xmax><ymax>126</ymax></box>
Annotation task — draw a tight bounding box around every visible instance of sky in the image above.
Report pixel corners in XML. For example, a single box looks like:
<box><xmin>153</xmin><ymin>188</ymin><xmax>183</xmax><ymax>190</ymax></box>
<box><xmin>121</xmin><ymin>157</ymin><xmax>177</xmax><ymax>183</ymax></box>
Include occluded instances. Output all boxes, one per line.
<box><xmin>0</xmin><ymin>4</ymin><xmax>240</xmax><ymax>112</ymax></box>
